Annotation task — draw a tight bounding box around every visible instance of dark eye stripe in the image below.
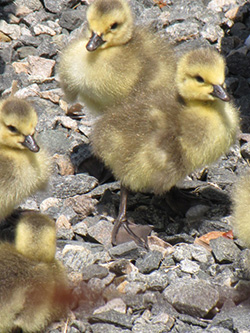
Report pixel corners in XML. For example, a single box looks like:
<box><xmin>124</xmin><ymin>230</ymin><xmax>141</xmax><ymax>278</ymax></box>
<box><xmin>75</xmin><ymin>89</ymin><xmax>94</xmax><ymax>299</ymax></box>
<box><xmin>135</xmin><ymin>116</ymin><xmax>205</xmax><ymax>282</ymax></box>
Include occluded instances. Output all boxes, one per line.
<box><xmin>110</xmin><ymin>22</ymin><xmax>118</xmax><ymax>30</ymax></box>
<box><xmin>7</xmin><ymin>125</ymin><xmax>18</xmax><ymax>133</ymax></box>
<box><xmin>195</xmin><ymin>75</ymin><xmax>204</xmax><ymax>83</ymax></box>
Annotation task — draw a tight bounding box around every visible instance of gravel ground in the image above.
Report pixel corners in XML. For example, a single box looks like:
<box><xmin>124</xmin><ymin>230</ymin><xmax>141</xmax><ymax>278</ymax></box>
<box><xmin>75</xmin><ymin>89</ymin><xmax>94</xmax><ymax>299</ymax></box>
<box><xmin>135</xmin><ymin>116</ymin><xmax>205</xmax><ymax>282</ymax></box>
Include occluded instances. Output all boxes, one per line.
<box><xmin>1</xmin><ymin>0</ymin><xmax>250</xmax><ymax>332</ymax></box>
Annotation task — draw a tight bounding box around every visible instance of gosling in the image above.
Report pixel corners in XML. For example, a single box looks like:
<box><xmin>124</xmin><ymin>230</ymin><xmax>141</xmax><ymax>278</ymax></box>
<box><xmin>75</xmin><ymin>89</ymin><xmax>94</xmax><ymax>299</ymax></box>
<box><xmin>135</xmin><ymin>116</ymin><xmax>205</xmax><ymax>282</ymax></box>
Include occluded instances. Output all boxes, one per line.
<box><xmin>0</xmin><ymin>212</ymin><xmax>70</xmax><ymax>333</ymax></box>
<box><xmin>59</xmin><ymin>0</ymin><xmax>176</xmax><ymax>113</ymax></box>
<box><xmin>0</xmin><ymin>96</ymin><xmax>51</xmax><ymax>221</ymax></box>
<box><xmin>91</xmin><ymin>48</ymin><xmax>239</xmax><ymax>246</ymax></box>
<box><xmin>232</xmin><ymin>172</ymin><xmax>250</xmax><ymax>248</ymax></box>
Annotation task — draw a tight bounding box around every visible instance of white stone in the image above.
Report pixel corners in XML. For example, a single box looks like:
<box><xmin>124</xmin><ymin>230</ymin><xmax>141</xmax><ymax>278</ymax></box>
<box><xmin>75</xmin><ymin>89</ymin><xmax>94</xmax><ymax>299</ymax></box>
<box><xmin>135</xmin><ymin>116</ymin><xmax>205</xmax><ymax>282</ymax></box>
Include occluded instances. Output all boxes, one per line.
<box><xmin>0</xmin><ymin>20</ymin><xmax>21</xmax><ymax>39</ymax></box>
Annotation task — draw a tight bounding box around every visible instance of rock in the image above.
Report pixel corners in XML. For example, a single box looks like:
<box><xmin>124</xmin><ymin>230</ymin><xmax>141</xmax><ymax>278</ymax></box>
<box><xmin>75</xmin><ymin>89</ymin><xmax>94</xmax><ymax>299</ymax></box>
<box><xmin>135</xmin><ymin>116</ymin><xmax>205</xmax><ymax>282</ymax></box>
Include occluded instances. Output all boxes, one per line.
<box><xmin>173</xmin><ymin>243</ymin><xmax>192</xmax><ymax>262</ymax></box>
<box><xmin>43</xmin><ymin>0</ymin><xmax>79</xmax><ymax>13</ymax></box>
<box><xmin>211</xmin><ymin>299</ymin><xmax>250</xmax><ymax>332</ymax></box>
<box><xmin>135</xmin><ymin>250</ymin><xmax>163</xmax><ymax>274</ymax></box>
<box><xmin>14</xmin><ymin>0</ymin><xmax>42</xmax><ymax>11</ymax></box>
<box><xmin>62</xmin><ymin>242</ymin><xmax>110</xmax><ymax>272</ymax></box>
<box><xmin>51</xmin><ymin>174</ymin><xmax>98</xmax><ymax>199</ymax></box>
<box><xmin>89</xmin><ymin>310</ymin><xmax>133</xmax><ymax>329</ymax></box>
<box><xmin>82</xmin><ymin>264</ymin><xmax>109</xmax><ymax>281</ymax></box>
<box><xmin>65</xmin><ymin>194</ymin><xmax>97</xmax><ymax>218</ymax></box>
<box><xmin>36</xmin><ymin>38</ymin><xmax>58</xmax><ymax>58</ymax></box>
<box><xmin>227</xmin><ymin>52</ymin><xmax>250</xmax><ymax>78</ymax></box>
<box><xmin>165</xmin><ymin>20</ymin><xmax>200</xmax><ymax>42</ymax></box>
<box><xmin>91</xmin><ymin>323</ymin><xmax>131</xmax><ymax>333</ymax></box>
<box><xmin>16</xmin><ymin>46</ymin><xmax>37</xmax><ymax>59</ymax></box>
<box><xmin>33</xmin><ymin>23</ymin><xmax>57</xmax><ymax>36</ymax></box>
<box><xmin>0</xmin><ymin>20</ymin><xmax>21</xmax><ymax>39</ymax></box>
<box><xmin>210</xmin><ymin>237</ymin><xmax>241</xmax><ymax>263</ymax></box>
<box><xmin>109</xmin><ymin>241</ymin><xmax>146</xmax><ymax>260</ymax></box>
<box><xmin>59</xmin><ymin>8</ymin><xmax>87</xmax><ymax>31</ymax></box>
<box><xmin>146</xmin><ymin>271</ymin><xmax>169</xmax><ymax>291</ymax></box>
<box><xmin>87</xmin><ymin>220</ymin><xmax>113</xmax><ymax>247</ymax></box>
<box><xmin>235</xmin><ymin>249</ymin><xmax>250</xmax><ymax>280</ymax></box>
<box><xmin>73</xmin><ymin>221</ymin><xmax>88</xmax><ymax>238</ymax></box>
<box><xmin>190</xmin><ymin>244</ymin><xmax>214</xmax><ymax>264</ymax></box>
<box><xmin>53</xmin><ymin>153</ymin><xmax>75</xmax><ymax>176</ymax></box>
<box><xmin>180</xmin><ymin>259</ymin><xmax>200</xmax><ymax>274</ymax></box>
<box><xmin>163</xmin><ymin>278</ymin><xmax>220</xmax><ymax>318</ymax></box>
<box><xmin>93</xmin><ymin>298</ymin><xmax>127</xmax><ymax>315</ymax></box>
<box><xmin>0</xmin><ymin>0</ymin><xmax>250</xmax><ymax>331</ymax></box>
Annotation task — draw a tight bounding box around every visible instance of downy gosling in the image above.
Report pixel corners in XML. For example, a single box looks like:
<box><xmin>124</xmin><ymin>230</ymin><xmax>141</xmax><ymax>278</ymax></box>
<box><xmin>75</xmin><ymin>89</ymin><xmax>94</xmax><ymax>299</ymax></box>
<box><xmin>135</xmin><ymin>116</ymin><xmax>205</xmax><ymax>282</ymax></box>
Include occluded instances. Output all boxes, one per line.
<box><xmin>232</xmin><ymin>172</ymin><xmax>250</xmax><ymax>248</ymax></box>
<box><xmin>0</xmin><ymin>96</ymin><xmax>51</xmax><ymax>221</ymax></box>
<box><xmin>0</xmin><ymin>212</ymin><xmax>70</xmax><ymax>333</ymax></box>
<box><xmin>59</xmin><ymin>0</ymin><xmax>176</xmax><ymax>113</ymax></box>
<box><xmin>91</xmin><ymin>48</ymin><xmax>239</xmax><ymax>246</ymax></box>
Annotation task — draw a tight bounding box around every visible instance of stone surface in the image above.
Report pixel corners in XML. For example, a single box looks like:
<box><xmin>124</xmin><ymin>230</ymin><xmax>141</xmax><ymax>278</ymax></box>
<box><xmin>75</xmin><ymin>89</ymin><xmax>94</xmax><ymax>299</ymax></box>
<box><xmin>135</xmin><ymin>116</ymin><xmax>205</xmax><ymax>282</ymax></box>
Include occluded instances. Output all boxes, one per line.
<box><xmin>135</xmin><ymin>250</ymin><xmax>163</xmax><ymax>274</ymax></box>
<box><xmin>163</xmin><ymin>278</ymin><xmax>220</xmax><ymax>318</ymax></box>
<box><xmin>210</xmin><ymin>237</ymin><xmax>241</xmax><ymax>263</ymax></box>
<box><xmin>0</xmin><ymin>0</ymin><xmax>250</xmax><ymax>332</ymax></box>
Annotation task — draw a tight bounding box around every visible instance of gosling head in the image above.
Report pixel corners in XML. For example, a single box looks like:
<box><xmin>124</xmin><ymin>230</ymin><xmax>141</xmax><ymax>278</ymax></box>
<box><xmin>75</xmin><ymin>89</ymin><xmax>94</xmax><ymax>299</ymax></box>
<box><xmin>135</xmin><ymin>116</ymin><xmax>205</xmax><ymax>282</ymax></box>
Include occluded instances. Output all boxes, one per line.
<box><xmin>86</xmin><ymin>0</ymin><xmax>133</xmax><ymax>52</ymax></box>
<box><xmin>0</xmin><ymin>97</ymin><xmax>39</xmax><ymax>152</ymax></box>
<box><xmin>176</xmin><ymin>48</ymin><xmax>230</xmax><ymax>102</ymax></box>
<box><xmin>15</xmin><ymin>212</ymin><xmax>56</xmax><ymax>263</ymax></box>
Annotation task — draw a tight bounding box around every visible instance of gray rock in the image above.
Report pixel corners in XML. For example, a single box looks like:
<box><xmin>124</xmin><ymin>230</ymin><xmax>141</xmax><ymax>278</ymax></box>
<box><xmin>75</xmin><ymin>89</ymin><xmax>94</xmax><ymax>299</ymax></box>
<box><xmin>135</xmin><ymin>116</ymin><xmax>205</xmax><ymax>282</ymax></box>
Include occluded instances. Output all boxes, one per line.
<box><xmin>15</xmin><ymin>0</ymin><xmax>42</xmax><ymax>11</ymax></box>
<box><xmin>89</xmin><ymin>310</ymin><xmax>133</xmax><ymax>329</ymax></box>
<box><xmin>57</xmin><ymin>227</ymin><xmax>74</xmax><ymax>240</ymax></box>
<box><xmin>227</xmin><ymin>51</ymin><xmax>250</xmax><ymax>78</ymax></box>
<box><xmin>210</xmin><ymin>237</ymin><xmax>241</xmax><ymax>263</ymax></box>
<box><xmin>124</xmin><ymin>292</ymin><xmax>158</xmax><ymax>312</ymax></box>
<box><xmin>43</xmin><ymin>0</ymin><xmax>79</xmax><ymax>13</ymax></box>
<box><xmin>165</xmin><ymin>20</ymin><xmax>200</xmax><ymax>42</ymax></box>
<box><xmin>37</xmin><ymin>128</ymin><xmax>72</xmax><ymax>155</ymax></box>
<box><xmin>87</xmin><ymin>220</ymin><xmax>113</xmax><ymax>247</ymax></box>
<box><xmin>22</xmin><ymin>9</ymin><xmax>52</xmax><ymax>27</ymax></box>
<box><xmin>235</xmin><ymin>249</ymin><xmax>250</xmax><ymax>280</ymax></box>
<box><xmin>173</xmin><ymin>243</ymin><xmax>192</xmax><ymax>262</ymax></box>
<box><xmin>91</xmin><ymin>323</ymin><xmax>131</xmax><ymax>333</ymax></box>
<box><xmin>132</xmin><ymin>320</ymin><xmax>174</xmax><ymax>333</ymax></box>
<box><xmin>180</xmin><ymin>259</ymin><xmax>200</xmax><ymax>274</ymax></box>
<box><xmin>167</xmin><ymin>0</ymin><xmax>205</xmax><ymax>22</ymax></box>
<box><xmin>62</xmin><ymin>242</ymin><xmax>110</xmax><ymax>272</ymax></box>
<box><xmin>36</xmin><ymin>38</ymin><xmax>58</xmax><ymax>58</ymax></box>
<box><xmin>109</xmin><ymin>241</ymin><xmax>146</xmax><ymax>260</ymax></box>
<box><xmin>73</xmin><ymin>221</ymin><xmax>88</xmax><ymax>237</ymax></box>
<box><xmin>211</xmin><ymin>299</ymin><xmax>250</xmax><ymax>332</ymax></box>
<box><xmin>59</xmin><ymin>8</ymin><xmax>87</xmax><ymax>31</ymax></box>
<box><xmin>82</xmin><ymin>264</ymin><xmax>109</xmax><ymax>281</ymax></box>
<box><xmin>146</xmin><ymin>271</ymin><xmax>169</xmax><ymax>291</ymax></box>
<box><xmin>190</xmin><ymin>244</ymin><xmax>215</xmax><ymax>264</ymax></box>
<box><xmin>163</xmin><ymin>278</ymin><xmax>220</xmax><ymax>317</ymax></box>
<box><xmin>16</xmin><ymin>46</ymin><xmax>37</xmax><ymax>59</ymax></box>
<box><xmin>51</xmin><ymin>174</ymin><xmax>98</xmax><ymax>199</ymax></box>
<box><xmin>0</xmin><ymin>65</ymin><xmax>17</xmax><ymax>94</ymax></box>
<box><xmin>69</xmin><ymin>320</ymin><xmax>87</xmax><ymax>332</ymax></box>
<box><xmin>135</xmin><ymin>250</ymin><xmax>163</xmax><ymax>274</ymax></box>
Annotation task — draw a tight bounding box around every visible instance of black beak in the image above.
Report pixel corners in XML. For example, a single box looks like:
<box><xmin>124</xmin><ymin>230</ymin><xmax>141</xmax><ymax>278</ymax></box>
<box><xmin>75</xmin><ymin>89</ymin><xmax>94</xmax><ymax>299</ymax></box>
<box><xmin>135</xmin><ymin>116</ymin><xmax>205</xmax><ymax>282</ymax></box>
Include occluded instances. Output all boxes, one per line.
<box><xmin>86</xmin><ymin>32</ymin><xmax>105</xmax><ymax>52</ymax></box>
<box><xmin>21</xmin><ymin>135</ymin><xmax>40</xmax><ymax>152</ymax></box>
<box><xmin>211</xmin><ymin>84</ymin><xmax>230</xmax><ymax>102</ymax></box>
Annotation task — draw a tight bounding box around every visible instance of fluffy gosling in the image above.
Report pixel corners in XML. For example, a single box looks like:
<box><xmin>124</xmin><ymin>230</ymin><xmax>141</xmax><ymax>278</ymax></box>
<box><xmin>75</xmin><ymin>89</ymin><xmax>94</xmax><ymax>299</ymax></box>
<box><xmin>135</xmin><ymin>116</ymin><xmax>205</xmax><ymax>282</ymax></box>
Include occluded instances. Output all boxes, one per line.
<box><xmin>0</xmin><ymin>212</ymin><xmax>70</xmax><ymax>333</ymax></box>
<box><xmin>59</xmin><ymin>0</ymin><xmax>176</xmax><ymax>113</ymax></box>
<box><xmin>232</xmin><ymin>172</ymin><xmax>250</xmax><ymax>248</ymax></box>
<box><xmin>0</xmin><ymin>97</ymin><xmax>51</xmax><ymax>221</ymax></box>
<box><xmin>91</xmin><ymin>48</ymin><xmax>239</xmax><ymax>246</ymax></box>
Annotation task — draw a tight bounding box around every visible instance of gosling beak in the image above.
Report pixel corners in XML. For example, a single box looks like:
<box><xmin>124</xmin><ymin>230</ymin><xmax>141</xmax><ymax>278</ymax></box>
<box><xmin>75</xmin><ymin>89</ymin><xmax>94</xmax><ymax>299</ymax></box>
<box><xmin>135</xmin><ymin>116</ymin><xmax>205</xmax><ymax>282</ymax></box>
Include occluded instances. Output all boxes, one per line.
<box><xmin>86</xmin><ymin>32</ymin><xmax>105</xmax><ymax>52</ymax></box>
<box><xmin>211</xmin><ymin>84</ymin><xmax>230</xmax><ymax>102</ymax></box>
<box><xmin>21</xmin><ymin>135</ymin><xmax>40</xmax><ymax>153</ymax></box>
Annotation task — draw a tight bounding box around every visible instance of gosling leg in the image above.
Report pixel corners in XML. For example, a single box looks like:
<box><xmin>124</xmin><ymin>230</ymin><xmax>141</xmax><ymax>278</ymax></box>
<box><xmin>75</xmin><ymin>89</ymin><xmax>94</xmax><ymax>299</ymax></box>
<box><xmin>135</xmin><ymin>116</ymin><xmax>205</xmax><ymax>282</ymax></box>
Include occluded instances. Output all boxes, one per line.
<box><xmin>112</xmin><ymin>186</ymin><xmax>151</xmax><ymax>249</ymax></box>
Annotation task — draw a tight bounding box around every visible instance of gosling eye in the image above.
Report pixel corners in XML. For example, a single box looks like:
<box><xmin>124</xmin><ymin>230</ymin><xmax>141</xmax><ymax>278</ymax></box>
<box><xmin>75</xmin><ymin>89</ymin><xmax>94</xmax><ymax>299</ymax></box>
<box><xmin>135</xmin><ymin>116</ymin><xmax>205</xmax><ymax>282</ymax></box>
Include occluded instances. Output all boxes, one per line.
<box><xmin>7</xmin><ymin>125</ymin><xmax>18</xmax><ymax>133</ymax></box>
<box><xmin>195</xmin><ymin>75</ymin><xmax>205</xmax><ymax>83</ymax></box>
<box><xmin>110</xmin><ymin>22</ymin><xmax>119</xmax><ymax>30</ymax></box>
